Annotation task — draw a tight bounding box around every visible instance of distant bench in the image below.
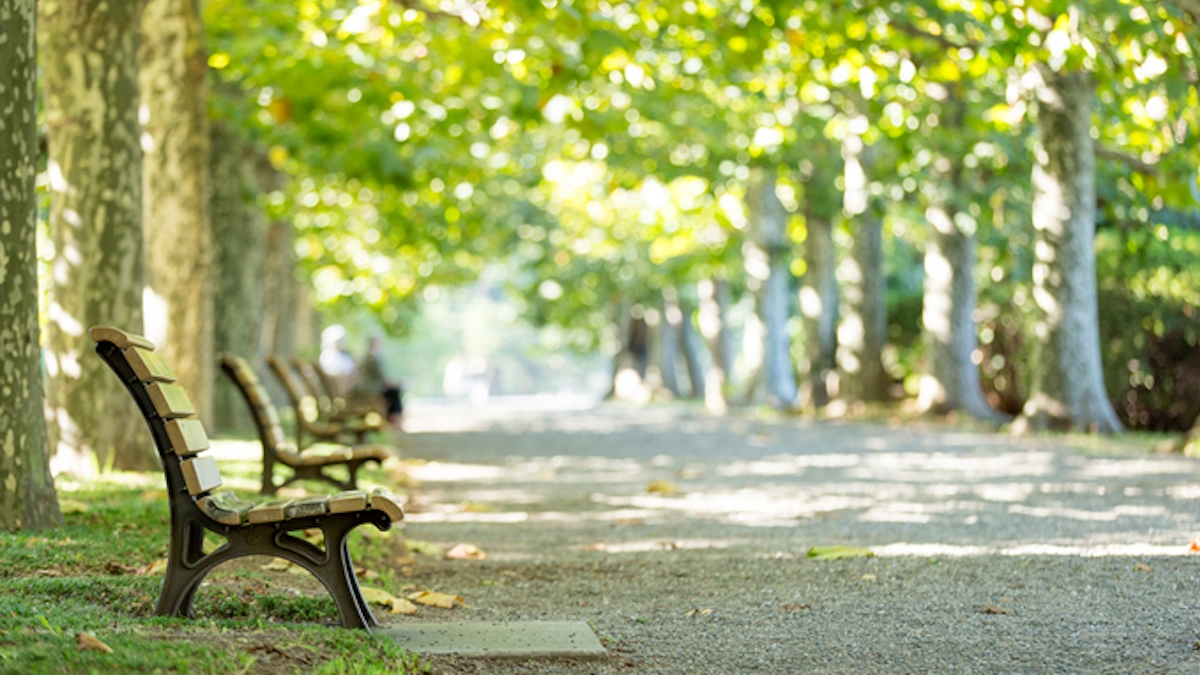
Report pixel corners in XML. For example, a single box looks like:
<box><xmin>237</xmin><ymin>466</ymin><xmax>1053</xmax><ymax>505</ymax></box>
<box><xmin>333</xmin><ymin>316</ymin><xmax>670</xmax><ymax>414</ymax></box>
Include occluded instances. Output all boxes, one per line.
<box><xmin>92</xmin><ymin>326</ymin><xmax>402</xmax><ymax>630</ymax></box>
<box><xmin>220</xmin><ymin>353</ymin><xmax>389</xmax><ymax>496</ymax></box>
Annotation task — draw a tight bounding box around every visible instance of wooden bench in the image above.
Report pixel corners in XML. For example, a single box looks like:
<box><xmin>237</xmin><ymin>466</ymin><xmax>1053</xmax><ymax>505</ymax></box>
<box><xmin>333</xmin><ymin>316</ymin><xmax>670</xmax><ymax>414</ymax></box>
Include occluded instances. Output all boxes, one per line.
<box><xmin>220</xmin><ymin>354</ymin><xmax>389</xmax><ymax>496</ymax></box>
<box><xmin>265</xmin><ymin>355</ymin><xmax>383</xmax><ymax>450</ymax></box>
<box><xmin>91</xmin><ymin>326</ymin><xmax>402</xmax><ymax>630</ymax></box>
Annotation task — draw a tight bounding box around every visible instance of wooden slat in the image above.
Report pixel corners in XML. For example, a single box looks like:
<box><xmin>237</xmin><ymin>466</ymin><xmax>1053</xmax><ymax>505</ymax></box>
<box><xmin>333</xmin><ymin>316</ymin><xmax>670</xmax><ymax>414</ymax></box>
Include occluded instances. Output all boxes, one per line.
<box><xmin>329</xmin><ymin>490</ymin><xmax>368</xmax><ymax>514</ymax></box>
<box><xmin>180</xmin><ymin>456</ymin><xmax>223</xmax><ymax>495</ymax></box>
<box><xmin>89</xmin><ymin>326</ymin><xmax>156</xmax><ymax>351</ymax></box>
<box><xmin>369</xmin><ymin>488</ymin><xmax>404</xmax><ymax>522</ymax></box>
<box><xmin>126</xmin><ymin>347</ymin><xmax>176</xmax><ymax>383</ymax></box>
<box><xmin>246</xmin><ymin>500</ymin><xmax>291</xmax><ymax>525</ymax></box>
<box><xmin>246</xmin><ymin>383</ymin><xmax>271</xmax><ymax>408</ymax></box>
<box><xmin>194</xmin><ymin>492</ymin><xmax>248</xmax><ymax>523</ymax></box>
<box><xmin>147</xmin><ymin>383</ymin><xmax>196</xmax><ymax>419</ymax></box>
<box><xmin>164</xmin><ymin>419</ymin><xmax>209</xmax><ymax>456</ymax></box>
<box><xmin>284</xmin><ymin>497</ymin><xmax>328</xmax><ymax>519</ymax></box>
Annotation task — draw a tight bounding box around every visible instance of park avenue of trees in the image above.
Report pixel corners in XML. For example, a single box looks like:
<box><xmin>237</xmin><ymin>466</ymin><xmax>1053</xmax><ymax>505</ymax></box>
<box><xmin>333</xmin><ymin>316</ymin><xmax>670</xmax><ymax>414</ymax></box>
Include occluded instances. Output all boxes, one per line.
<box><xmin>2</xmin><ymin>0</ymin><xmax>1198</xmax><ymax>531</ymax></box>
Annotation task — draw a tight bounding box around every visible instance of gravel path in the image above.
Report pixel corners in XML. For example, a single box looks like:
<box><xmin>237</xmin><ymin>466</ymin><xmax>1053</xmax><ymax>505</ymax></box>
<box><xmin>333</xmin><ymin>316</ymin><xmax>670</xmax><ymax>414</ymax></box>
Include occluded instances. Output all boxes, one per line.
<box><xmin>386</xmin><ymin>400</ymin><xmax>1200</xmax><ymax>673</ymax></box>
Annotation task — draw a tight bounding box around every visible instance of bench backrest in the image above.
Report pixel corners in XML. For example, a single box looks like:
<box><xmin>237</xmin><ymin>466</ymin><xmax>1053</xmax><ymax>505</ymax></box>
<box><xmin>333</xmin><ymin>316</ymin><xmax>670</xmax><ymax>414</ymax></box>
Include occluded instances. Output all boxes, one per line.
<box><xmin>90</xmin><ymin>326</ymin><xmax>224</xmax><ymax>501</ymax></box>
<box><xmin>218</xmin><ymin>354</ymin><xmax>307</xmax><ymax>467</ymax></box>
<box><xmin>266</xmin><ymin>355</ymin><xmax>322</xmax><ymax>424</ymax></box>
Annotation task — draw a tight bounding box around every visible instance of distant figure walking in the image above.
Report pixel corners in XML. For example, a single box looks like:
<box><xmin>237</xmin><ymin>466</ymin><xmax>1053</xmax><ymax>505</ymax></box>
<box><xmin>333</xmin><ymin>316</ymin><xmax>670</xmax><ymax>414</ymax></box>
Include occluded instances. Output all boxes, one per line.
<box><xmin>319</xmin><ymin>324</ymin><xmax>356</xmax><ymax>398</ymax></box>
<box><xmin>352</xmin><ymin>335</ymin><xmax>404</xmax><ymax>430</ymax></box>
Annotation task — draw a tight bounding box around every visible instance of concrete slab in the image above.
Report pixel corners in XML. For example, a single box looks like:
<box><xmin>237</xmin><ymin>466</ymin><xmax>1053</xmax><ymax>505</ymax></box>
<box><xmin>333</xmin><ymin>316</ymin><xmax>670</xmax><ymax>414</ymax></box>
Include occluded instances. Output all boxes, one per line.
<box><xmin>379</xmin><ymin>620</ymin><xmax>607</xmax><ymax>659</ymax></box>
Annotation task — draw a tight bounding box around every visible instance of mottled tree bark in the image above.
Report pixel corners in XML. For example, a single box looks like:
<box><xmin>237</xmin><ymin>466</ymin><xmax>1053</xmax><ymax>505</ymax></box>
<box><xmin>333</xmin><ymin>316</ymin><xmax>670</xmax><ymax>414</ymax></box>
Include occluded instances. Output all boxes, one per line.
<box><xmin>1015</xmin><ymin>68</ymin><xmax>1122</xmax><ymax>433</ymax></box>
<box><xmin>140</xmin><ymin>0</ymin><xmax>212</xmax><ymax>425</ymax></box>
<box><xmin>746</xmin><ymin>172</ymin><xmax>797</xmax><ymax>409</ymax></box>
<box><xmin>658</xmin><ymin>290</ymin><xmax>683</xmax><ymax>398</ymax></box>
<box><xmin>800</xmin><ymin>210</ymin><xmax>838</xmax><ymax>408</ymax></box>
<box><xmin>836</xmin><ymin>129</ymin><xmax>889</xmax><ymax>402</ymax></box>
<box><xmin>209</xmin><ymin>122</ymin><xmax>265</xmax><ymax>435</ymax></box>
<box><xmin>918</xmin><ymin>199</ymin><xmax>1009</xmax><ymax>422</ymax></box>
<box><xmin>697</xmin><ymin>278</ymin><xmax>731</xmax><ymax>413</ymax></box>
<box><xmin>40</xmin><ymin>0</ymin><xmax>156</xmax><ymax>472</ymax></box>
<box><xmin>677</xmin><ymin>295</ymin><xmax>706</xmax><ymax>399</ymax></box>
<box><xmin>259</xmin><ymin>163</ymin><xmax>299</xmax><ymax>358</ymax></box>
<box><xmin>0</xmin><ymin>0</ymin><xmax>64</xmax><ymax>530</ymax></box>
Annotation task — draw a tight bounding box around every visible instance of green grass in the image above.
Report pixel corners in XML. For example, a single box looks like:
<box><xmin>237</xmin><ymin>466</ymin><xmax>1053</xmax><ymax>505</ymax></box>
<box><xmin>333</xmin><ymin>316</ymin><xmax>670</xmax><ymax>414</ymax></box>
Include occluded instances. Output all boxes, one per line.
<box><xmin>0</xmin><ymin>442</ymin><xmax>424</xmax><ymax>674</ymax></box>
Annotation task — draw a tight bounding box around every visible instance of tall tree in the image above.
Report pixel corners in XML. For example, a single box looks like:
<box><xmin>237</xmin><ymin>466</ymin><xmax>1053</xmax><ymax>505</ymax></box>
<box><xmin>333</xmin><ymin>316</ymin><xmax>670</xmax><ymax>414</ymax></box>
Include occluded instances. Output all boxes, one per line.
<box><xmin>140</xmin><ymin>0</ymin><xmax>212</xmax><ymax>424</ymax></box>
<box><xmin>836</xmin><ymin>125</ymin><xmax>889</xmax><ymax>402</ymax></box>
<box><xmin>799</xmin><ymin>158</ymin><xmax>840</xmax><ymax>408</ymax></box>
<box><xmin>697</xmin><ymin>277</ymin><xmax>732</xmax><ymax>413</ymax></box>
<box><xmin>209</xmin><ymin>122</ymin><xmax>265</xmax><ymax>433</ymax></box>
<box><xmin>40</xmin><ymin>0</ymin><xmax>156</xmax><ymax>471</ymax></box>
<box><xmin>1015</xmin><ymin>67</ymin><xmax>1121</xmax><ymax>433</ymax></box>
<box><xmin>1</xmin><ymin>0</ymin><xmax>64</xmax><ymax>531</ymax></box>
<box><xmin>746</xmin><ymin>172</ymin><xmax>797</xmax><ymax>409</ymax></box>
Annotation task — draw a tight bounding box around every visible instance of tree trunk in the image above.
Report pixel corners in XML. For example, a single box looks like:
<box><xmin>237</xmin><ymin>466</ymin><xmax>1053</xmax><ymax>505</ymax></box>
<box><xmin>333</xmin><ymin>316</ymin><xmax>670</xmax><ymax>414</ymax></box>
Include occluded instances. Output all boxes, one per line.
<box><xmin>800</xmin><ymin>211</ymin><xmax>838</xmax><ymax>408</ymax></box>
<box><xmin>746</xmin><ymin>172</ymin><xmax>797</xmax><ymax>409</ymax></box>
<box><xmin>0</xmin><ymin>0</ymin><xmax>64</xmax><ymax>531</ymax></box>
<box><xmin>1015</xmin><ymin>67</ymin><xmax>1122</xmax><ymax>434</ymax></box>
<box><xmin>140</xmin><ymin>0</ymin><xmax>212</xmax><ymax>425</ymax></box>
<box><xmin>836</xmin><ymin>130</ymin><xmax>889</xmax><ymax>402</ymax></box>
<box><xmin>918</xmin><ymin>200</ymin><xmax>1010</xmax><ymax>422</ymax></box>
<box><xmin>658</xmin><ymin>289</ymin><xmax>684</xmax><ymax>398</ymax></box>
<box><xmin>209</xmin><ymin>121</ymin><xmax>265</xmax><ymax>435</ymax></box>
<box><xmin>40</xmin><ymin>0</ymin><xmax>156</xmax><ymax>473</ymax></box>
<box><xmin>697</xmin><ymin>278</ymin><xmax>730</xmax><ymax>413</ymax></box>
<box><xmin>259</xmin><ymin>161</ymin><xmax>298</xmax><ymax>359</ymax></box>
<box><xmin>677</xmin><ymin>295</ymin><xmax>706</xmax><ymax>399</ymax></box>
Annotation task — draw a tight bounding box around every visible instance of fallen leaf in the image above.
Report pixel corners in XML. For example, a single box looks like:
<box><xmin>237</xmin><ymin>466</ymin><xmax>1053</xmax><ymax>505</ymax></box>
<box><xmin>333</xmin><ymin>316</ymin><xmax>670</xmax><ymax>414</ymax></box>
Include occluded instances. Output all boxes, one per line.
<box><xmin>684</xmin><ymin>608</ymin><xmax>713</xmax><ymax>617</ymax></box>
<box><xmin>807</xmin><ymin>546</ymin><xmax>874</xmax><ymax>560</ymax></box>
<box><xmin>361</xmin><ymin>587</ymin><xmax>398</xmax><ymax>607</ymax></box>
<box><xmin>1135</xmin><ymin>563</ymin><xmax>1152</xmax><ymax>572</ymax></box>
<box><xmin>394</xmin><ymin>556</ymin><xmax>416</xmax><ymax>566</ymax></box>
<box><xmin>407</xmin><ymin>590</ymin><xmax>463</xmax><ymax>609</ymax></box>
<box><xmin>33</xmin><ymin>568</ymin><xmax>64</xmax><ymax>577</ymax></box>
<box><xmin>138</xmin><ymin>559</ymin><xmax>169</xmax><ymax>576</ymax></box>
<box><xmin>980</xmin><ymin>605</ymin><xmax>1012</xmax><ymax>615</ymax></box>
<box><xmin>860</xmin><ymin>574</ymin><xmax>877</xmax><ymax>581</ymax></box>
<box><xmin>76</xmin><ymin>632</ymin><xmax>113</xmax><ymax>653</ymax></box>
<box><xmin>580</xmin><ymin>543</ymin><xmax>608</xmax><ymax>551</ymax></box>
<box><xmin>646</xmin><ymin>480</ymin><xmax>679</xmax><ymax>496</ymax></box>
<box><xmin>390</xmin><ymin>598</ymin><xmax>419</xmax><ymax>615</ymax></box>
<box><xmin>459</xmin><ymin>502</ymin><xmax>494</xmax><ymax>513</ymax></box>
<box><xmin>302</xmin><ymin>529</ymin><xmax>324</xmax><ymax>547</ymax></box>
<box><xmin>1190</xmin><ymin>538</ymin><xmax>1200</xmax><ymax>552</ymax></box>
<box><xmin>356</xmin><ymin>566</ymin><xmax>380</xmax><ymax>580</ymax></box>
<box><xmin>405</xmin><ymin>540</ymin><xmax>445</xmax><ymax>557</ymax></box>
<box><xmin>782</xmin><ymin>603</ymin><xmax>812</xmax><ymax>612</ymax></box>
<box><xmin>261</xmin><ymin>558</ymin><xmax>292</xmax><ymax>572</ymax></box>
<box><xmin>612</xmin><ymin>518</ymin><xmax>644</xmax><ymax>526</ymax></box>
<box><xmin>104</xmin><ymin>561</ymin><xmax>138</xmax><ymax>575</ymax></box>
<box><xmin>445</xmin><ymin>544</ymin><xmax>487</xmax><ymax>561</ymax></box>
<box><xmin>59</xmin><ymin>500</ymin><xmax>89</xmax><ymax>515</ymax></box>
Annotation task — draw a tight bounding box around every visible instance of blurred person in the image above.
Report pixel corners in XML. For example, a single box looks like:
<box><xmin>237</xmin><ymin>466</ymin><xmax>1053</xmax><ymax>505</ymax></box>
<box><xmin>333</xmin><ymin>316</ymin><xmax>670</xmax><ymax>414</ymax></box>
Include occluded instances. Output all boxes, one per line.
<box><xmin>352</xmin><ymin>334</ymin><xmax>404</xmax><ymax>430</ymax></box>
<box><xmin>319</xmin><ymin>324</ymin><xmax>356</xmax><ymax>397</ymax></box>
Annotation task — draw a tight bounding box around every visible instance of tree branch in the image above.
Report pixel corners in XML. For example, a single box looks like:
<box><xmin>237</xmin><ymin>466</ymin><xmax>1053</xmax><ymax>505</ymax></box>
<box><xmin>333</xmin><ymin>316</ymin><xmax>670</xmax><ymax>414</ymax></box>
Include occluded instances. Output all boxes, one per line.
<box><xmin>1096</xmin><ymin>147</ymin><xmax>1159</xmax><ymax>175</ymax></box>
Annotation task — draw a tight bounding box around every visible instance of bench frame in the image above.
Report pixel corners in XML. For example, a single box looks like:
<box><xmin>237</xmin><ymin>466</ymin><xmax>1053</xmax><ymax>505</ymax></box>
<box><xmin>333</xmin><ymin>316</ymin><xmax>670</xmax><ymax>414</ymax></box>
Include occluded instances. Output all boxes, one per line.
<box><xmin>95</xmin><ymin>335</ymin><xmax>391</xmax><ymax>630</ymax></box>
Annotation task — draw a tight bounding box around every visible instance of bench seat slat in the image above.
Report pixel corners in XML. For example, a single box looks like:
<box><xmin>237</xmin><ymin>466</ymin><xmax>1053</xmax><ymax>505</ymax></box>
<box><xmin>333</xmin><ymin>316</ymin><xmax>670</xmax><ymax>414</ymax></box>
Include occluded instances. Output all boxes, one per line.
<box><xmin>369</xmin><ymin>488</ymin><xmax>404</xmax><ymax>522</ymax></box>
<box><xmin>165</xmin><ymin>419</ymin><xmax>209</xmax><ymax>456</ymax></box>
<box><xmin>246</xmin><ymin>500</ymin><xmax>292</xmax><ymax>525</ymax></box>
<box><xmin>88</xmin><ymin>326</ymin><xmax>156</xmax><ymax>351</ymax></box>
<box><xmin>180</xmin><ymin>456</ymin><xmax>222</xmax><ymax>495</ymax></box>
<box><xmin>147</xmin><ymin>383</ymin><xmax>196</xmax><ymax>419</ymax></box>
<box><xmin>284</xmin><ymin>497</ymin><xmax>329</xmax><ymax>519</ymax></box>
<box><xmin>127</xmin><ymin>347</ymin><xmax>177</xmax><ymax>383</ymax></box>
<box><xmin>197</xmin><ymin>492</ymin><xmax>254</xmax><ymax>526</ymax></box>
<box><xmin>329</xmin><ymin>490</ymin><xmax>369</xmax><ymax>514</ymax></box>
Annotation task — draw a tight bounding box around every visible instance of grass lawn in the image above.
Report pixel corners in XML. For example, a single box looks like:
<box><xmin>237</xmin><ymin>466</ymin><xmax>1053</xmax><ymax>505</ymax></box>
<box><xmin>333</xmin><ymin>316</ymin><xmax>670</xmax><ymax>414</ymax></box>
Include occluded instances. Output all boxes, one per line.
<box><xmin>0</xmin><ymin>438</ymin><xmax>426</xmax><ymax>674</ymax></box>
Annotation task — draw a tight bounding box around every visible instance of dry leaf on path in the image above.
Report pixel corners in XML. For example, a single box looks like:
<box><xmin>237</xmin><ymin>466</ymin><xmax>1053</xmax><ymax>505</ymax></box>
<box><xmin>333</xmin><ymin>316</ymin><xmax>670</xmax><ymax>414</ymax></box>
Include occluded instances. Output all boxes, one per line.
<box><xmin>390</xmin><ymin>598</ymin><xmax>419</xmax><ymax>615</ymax></box>
<box><xmin>407</xmin><ymin>590</ymin><xmax>463</xmax><ymax>609</ymax></box>
<box><xmin>261</xmin><ymin>558</ymin><xmax>292</xmax><ymax>572</ymax></box>
<box><xmin>1135</xmin><ymin>563</ymin><xmax>1152</xmax><ymax>572</ymax></box>
<box><xmin>646</xmin><ymin>480</ymin><xmax>679</xmax><ymax>496</ymax></box>
<box><xmin>445</xmin><ymin>544</ymin><xmax>487</xmax><ymax>561</ymax></box>
<box><xmin>138</xmin><ymin>559</ymin><xmax>169</xmax><ymax>576</ymax></box>
<box><xmin>580</xmin><ymin>543</ymin><xmax>607</xmax><ymax>551</ymax></box>
<box><xmin>860</xmin><ymin>574</ymin><xmax>877</xmax><ymax>581</ymax></box>
<box><xmin>807</xmin><ymin>546</ymin><xmax>874</xmax><ymax>560</ymax></box>
<box><xmin>782</xmin><ymin>603</ymin><xmax>812</xmax><ymax>612</ymax></box>
<box><xmin>361</xmin><ymin>587</ymin><xmax>398</xmax><ymax>607</ymax></box>
<box><xmin>980</xmin><ymin>605</ymin><xmax>1012</xmax><ymax>615</ymax></box>
<box><xmin>1190</xmin><ymin>538</ymin><xmax>1200</xmax><ymax>552</ymax></box>
<box><xmin>684</xmin><ymin>608</ymin><xmax>713</xmax><ymax>617</ymax></box>
<box><xmin>104</xmin><ymin>561</ymin><xmax>139</xmax><ymax>575</ymax></box>
<box><xmin>76</xmin><ymin>632</ymin><xmax>113</xmax><ymax>653</ymax></box>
